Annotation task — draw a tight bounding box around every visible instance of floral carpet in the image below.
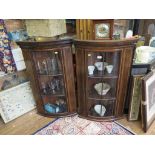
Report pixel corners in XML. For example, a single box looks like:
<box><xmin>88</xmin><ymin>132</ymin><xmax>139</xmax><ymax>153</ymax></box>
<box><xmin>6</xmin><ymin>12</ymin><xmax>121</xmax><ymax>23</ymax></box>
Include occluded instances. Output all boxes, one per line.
<box><xmin>34</xmin><ymin>115</ymin><xmax>134</xmax><ymax>135</ymax></box>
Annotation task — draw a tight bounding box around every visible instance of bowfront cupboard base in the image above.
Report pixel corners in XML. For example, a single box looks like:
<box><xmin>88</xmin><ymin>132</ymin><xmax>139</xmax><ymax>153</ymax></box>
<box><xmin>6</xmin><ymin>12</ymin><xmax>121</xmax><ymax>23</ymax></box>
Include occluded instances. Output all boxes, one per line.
<box><xmin>78</xmin><ymin>115</ymin><xmax>124</xmax><ymax>122</ymax></box>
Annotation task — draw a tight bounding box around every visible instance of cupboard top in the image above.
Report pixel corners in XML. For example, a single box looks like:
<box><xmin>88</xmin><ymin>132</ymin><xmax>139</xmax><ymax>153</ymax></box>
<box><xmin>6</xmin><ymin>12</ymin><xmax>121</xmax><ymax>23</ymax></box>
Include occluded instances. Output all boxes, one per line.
<box><xmin>74</xmin><ymin>38</ymin><xmax>138</xmax><ymax>48</ymax></box>
<box><xmin>17</xmin><ymin>38</ymin><xmax>138</xmax><ymax>50</ymax></box>
<box><xmin>17</xmin><ymin>39</ymin><xmax>73</xmax><ymax>49</ymax></box>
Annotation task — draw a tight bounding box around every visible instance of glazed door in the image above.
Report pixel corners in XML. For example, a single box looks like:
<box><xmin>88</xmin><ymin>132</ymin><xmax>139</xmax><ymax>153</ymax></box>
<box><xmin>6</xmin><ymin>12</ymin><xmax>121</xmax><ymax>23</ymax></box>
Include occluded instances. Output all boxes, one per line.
<box><xmin>86</xmin><ymin>50</ymin><xmax>121</xmax><ymax>118</ymax></box>
<box><xmin>32</xmin><ymin>50</ymin><xmax>68</xmax><ymax>115</ymax></box>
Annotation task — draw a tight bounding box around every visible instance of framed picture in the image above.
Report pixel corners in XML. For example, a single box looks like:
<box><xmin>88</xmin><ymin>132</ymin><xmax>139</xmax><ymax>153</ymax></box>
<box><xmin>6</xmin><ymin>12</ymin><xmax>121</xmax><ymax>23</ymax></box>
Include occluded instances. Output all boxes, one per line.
<box><xmin>92</xmin><ymin>19</ymin><xmax>114</xmax><ymax>40</ymax></box>
<box><xmin>128</xmin><ymin>75</ymin><xmax>143</xmax><ymax>121</ymax></box>
<box><xmin>141</xmin><ymin>71</ymin><xmax>155</xmax><ymax>132</ymax></box>
<box><xmin>0</xmin><ymin>81</ymin><xmax>36</xmax><ymax>123</ymax></box>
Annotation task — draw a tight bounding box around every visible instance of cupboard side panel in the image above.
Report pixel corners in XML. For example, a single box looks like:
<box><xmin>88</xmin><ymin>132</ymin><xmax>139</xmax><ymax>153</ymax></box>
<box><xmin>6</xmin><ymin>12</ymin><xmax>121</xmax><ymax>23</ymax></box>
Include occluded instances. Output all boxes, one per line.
<box><xmin>62</xmin><ymin>47</ymin><xmax>77</xmax><ymax>112</ymax></box>
<box><xmin>115</xmin><ymin>48</ymin><xmax>134</xmax><ymax>116</ymax></box>
<box><xmin>76</xmin><ymin>48</ymin><xmax>87</xmax><ymax>116</ymax></box>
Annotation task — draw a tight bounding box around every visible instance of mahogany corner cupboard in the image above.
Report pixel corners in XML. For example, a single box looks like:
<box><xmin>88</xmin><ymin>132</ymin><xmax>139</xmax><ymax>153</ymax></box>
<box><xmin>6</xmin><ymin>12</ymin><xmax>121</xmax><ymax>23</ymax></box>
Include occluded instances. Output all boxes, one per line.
<box><xmin>74</xmin><ymin>39</ymin><xmax>138</xmax><ymax>121</ymax></box>
<box><xmin>17</xmin><ymin>39</ymin><xmax>76</xmax><ymax>117</ymax></box>
<box><xmin>17</xmin><ymin>38</ymin><xmax>138</xmax><ymax>120</ymax></box>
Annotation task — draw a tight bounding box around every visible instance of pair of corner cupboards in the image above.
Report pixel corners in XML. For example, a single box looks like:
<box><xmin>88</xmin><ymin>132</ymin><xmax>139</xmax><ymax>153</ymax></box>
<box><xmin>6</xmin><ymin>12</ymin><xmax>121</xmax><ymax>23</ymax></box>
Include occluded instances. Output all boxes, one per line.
<box><xmin>17</xmin><ymin>38</ymin><xmax>137</xmax><ymax>121</ymax></box>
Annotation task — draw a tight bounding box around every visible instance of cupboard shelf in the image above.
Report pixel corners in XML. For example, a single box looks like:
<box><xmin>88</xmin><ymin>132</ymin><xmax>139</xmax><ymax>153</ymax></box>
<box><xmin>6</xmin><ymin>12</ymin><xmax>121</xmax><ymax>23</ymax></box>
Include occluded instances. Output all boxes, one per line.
<box><xmin>88</xmin><ymin>90</ymin><xmax>116</xmax><ymax>100</ymax></box>
<box><xmin>37</xmin><ymin>73</ymin><xmax>63</xmax><ymax>77</ymax></box>
<box><xmin>88</xmin><ymin>97</ymin><xmax>116</xmax><ymax>101</ymax></box>
<box><xmin>88</xmin><ymin>75</ymin><xmax>118</xmax><ymax>79</ymax></box>
<box><xmin>41</xmin><ymin>93</ymin><xmax>65</xmax><ymax>97</ymax></box>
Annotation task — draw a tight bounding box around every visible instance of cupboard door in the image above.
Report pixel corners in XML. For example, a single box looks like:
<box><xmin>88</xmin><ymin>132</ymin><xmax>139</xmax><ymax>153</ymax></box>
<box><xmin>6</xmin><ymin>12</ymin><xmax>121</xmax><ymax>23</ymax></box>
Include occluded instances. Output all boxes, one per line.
<box><xmin>32</xmin><ymin>50</ymin><xmax>68</xmax><ymax>114</ymax></box>
<box><xmin>86</xmin><ymin>50</ymin><xmax>121</xmax><ymax>117</ymax></box>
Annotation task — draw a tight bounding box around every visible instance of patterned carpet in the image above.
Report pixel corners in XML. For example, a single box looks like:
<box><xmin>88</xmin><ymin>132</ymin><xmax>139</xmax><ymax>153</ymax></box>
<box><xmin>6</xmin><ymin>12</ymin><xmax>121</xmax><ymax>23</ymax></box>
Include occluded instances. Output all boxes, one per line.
<box><xmin>34</xmin><ymin>115</ymin><xmax>134</xmax><ymax>135</ymax></box>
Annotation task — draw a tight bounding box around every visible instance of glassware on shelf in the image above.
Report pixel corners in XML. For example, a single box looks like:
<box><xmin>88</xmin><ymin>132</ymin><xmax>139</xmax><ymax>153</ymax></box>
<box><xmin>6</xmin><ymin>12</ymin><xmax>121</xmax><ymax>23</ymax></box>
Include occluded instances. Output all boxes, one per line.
<box><xmin>42</xmin><ymin>59</ymin><xmax>48</xmax><ymax>74</ymax></box>
<box><xmin>88</xmin><ymin>52</ymin><xmax>121</xmax><ymax>77</ymax></box>
<box><xmin>88</xmin><ymin>65</ymin><xmax>95</xmax><ymax>75</ymax></box>
<box><xmin>60</xmin><ymin>79</ymin><xmax>65</xmax><ymax>93</ymax></box>
<box><xmin>55</xmin><ymin>79</ymin><xmax>60</xmax><ymax>91</ymax></box>
<box><xmin>88</xmin><ymin>53</ymin><xmax>94</xmax><ymax>65</ymax></box>
<box><xmin>34</xmin><ymin>51</ymin><xmax>63</xmax><ymax>76</ymax></box>
<box><xmin>56</xmin><ymin>98</ymin><xmax>67</xmax><ymax>112</ymax></box>
<box><xmin>50</xmin><ymin>80</ymin><xmax>56</xmax><ymax>94</ymax></box>
<box><xmin>91</xmin><ymin>54</ymin><xmax>107</xmax><ymax>76</ymax></box>
<box><xmin>44</xmin><ymin>77</ymin><xmax>64</xmax><ymax>95</ymax></box>
<box><xmin>94</xmin><ymin>82</ymin><xmax>111</xmax><ymax>96</ymax></box>
<box><xmin>88</xmin><ymin>53</ymin><xmax>95</xmax><ymax>76</ymax></box>
<box><xmin>105</xmin><ymin>65</ymin><xmax>113</xmax><ymax>74</ymax></box>
<box><xmin>50</xmin><ymin>52</ymin><xmax>59</xmax><ymax>74</ymax></box>
<box><xmin>88</xmin><ymin>53</ymin><xmax>111</xmax><ymax>76</ymax></box>
<box><xmin>94</xmin><ymin>55</ymin><xmax>109</xmax><ymax>72</ymax></box>
<box><xmin>44</xmin><ymin>98</ymin><xmax>67</xmax><ymax>114</ymax></box>
<box><xmin>89</xmin><ymin>100</ymin><xmax>115</xmax><ymax>117</ymax></box>
<box><xmin>41</xmin><ymin>82</ymin><xmax>48</xmax><ymax>95</ymax></box>
<box><xmin>46</xmin><ymin>57</ymin><xmax>53</xmax><ymax>74</ymax></box>
<box><xmin>44</xmin><ymin>103</ymin><xmax>60</xmax><ymax>114</ymax></box>
<box><xmin>37</xmin><ymin>61</ymin><xmax>41</xmax><ymax>73</ymax></box>
<box><xmin>55</xmin><ymin>51</ymin><xmax>62</xmax><ymax>73</ymax></box>
<box><xmin>94</xmin><ymin>104</ymin><xmax>106</xmax><ymax>116</ymax></box>
<box><xmin>37</xmin><ymin>59</ymin><xmax>48</xmax><ymax>74</ymax></box>
<box><xmin>94</xmin><ymin>55</ymin><xmax>103</xmax><ymax>70</ymax></box>
<box><xmin>94</xmin><ymin>61</ymin><xmax>108</xmax><ymax>71</ymax></box>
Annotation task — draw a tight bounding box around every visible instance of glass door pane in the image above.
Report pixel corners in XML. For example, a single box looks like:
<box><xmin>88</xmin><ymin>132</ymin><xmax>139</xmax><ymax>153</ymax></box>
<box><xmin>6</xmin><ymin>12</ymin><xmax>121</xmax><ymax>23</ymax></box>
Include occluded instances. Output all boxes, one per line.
<box><xmin>87</xmin><ymin>51</ymin><xmax>120</xmax><ymax>117</ymax></box>
<box><xmin>32</xmin><ymin>50</ymin><xmax>68</xmax><ymax>114</ymax></box>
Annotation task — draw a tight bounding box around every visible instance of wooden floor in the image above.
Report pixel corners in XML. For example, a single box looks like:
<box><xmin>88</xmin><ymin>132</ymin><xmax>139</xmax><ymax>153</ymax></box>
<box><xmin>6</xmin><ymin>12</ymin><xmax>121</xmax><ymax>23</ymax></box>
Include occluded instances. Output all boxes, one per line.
<box><xmin>0</xmin><ymin>109</ymin><xmax>54</xmax><ymax>135</ymax></box>
<box><xmin>0</xmin><ymin>109</ymin><xmax>155</xmax><ymax>135</ymax></box>
<box><xmin>117</xmin><ymin>118</ymin><xmax>155</xmax><ymax>135</ymax></box>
